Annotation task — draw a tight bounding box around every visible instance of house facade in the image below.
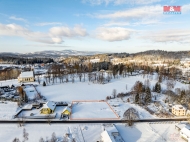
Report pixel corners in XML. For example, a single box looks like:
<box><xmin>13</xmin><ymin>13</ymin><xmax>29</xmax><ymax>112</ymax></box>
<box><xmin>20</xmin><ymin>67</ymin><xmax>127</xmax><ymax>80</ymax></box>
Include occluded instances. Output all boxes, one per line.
<box><xmin>172</xmin><ymin>105</ymin><xmax>186</xmax><ymax>116</ymax></box>
<box><xmin>18</xmin><ymin>71</ymin><xmax>34</xmax><ymax>83</ymax></box>
<box><xmin>40</xmin><ymin>101</ymin><xmax>56</xmax><ymax>114</ymax></box>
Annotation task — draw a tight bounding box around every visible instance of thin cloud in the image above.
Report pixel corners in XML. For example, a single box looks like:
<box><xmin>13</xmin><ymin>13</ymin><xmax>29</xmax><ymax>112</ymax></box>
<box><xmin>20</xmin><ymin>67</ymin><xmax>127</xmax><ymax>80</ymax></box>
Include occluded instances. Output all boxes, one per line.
<box><xmin>104</xmin><ymin>21</ymin><xmax>130</xmax><ymax>26</ymax></box>
<box><xmin>35</xmin><ymin>22</ymin><xmax>62</xmax><ymax>26</ymax></box>
<box><xmin>97</xmin><ymin>5</ymin><xmax>163</xmax><ymax>19</ymax></box>
<box><xmin>141</xmin><ymin>29</ymin><xmax>190</xmax><ymax>43</ymax></box>
<box><xmin>9</xmin><ymin>16</ymin><xmax>27</xmax><ymax>23</ymax></box>
<box><xmin>82</xmin><ymin>0</ymin><xmax>161</xmax><ymax>5</ymax></box>
<box><xmin>0</xmin><ymin>23</ymin><xmax>88</xmax><ymax>44</ymax></box>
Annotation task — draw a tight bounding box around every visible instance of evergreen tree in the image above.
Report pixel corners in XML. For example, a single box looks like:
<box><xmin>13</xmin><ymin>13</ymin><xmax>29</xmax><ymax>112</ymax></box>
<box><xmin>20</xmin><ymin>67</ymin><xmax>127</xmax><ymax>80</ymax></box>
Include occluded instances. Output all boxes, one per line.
<box><xmin>155</xmin><ymin>82</ymin><xmax>161</xmax><ymax>93</ymax></box>
<box><xmin>43</xmin><ymin>81</ymin><xmax>46</xmax><ymax>86</ymax></box>
<box><xmin>180</xmin><ymin>90</ymin><xmax>186</xmax><ymax>104</ymax></box>
<box><xmin>144</xmin><ymin>87</ymin><xmax>151</xmax><ymax>104</ymax></box>
<box><xmin>135</xmin><ymin>93</ymin><xmax>139</xmax><ymax>103</ymax></box>
<box><xmin>156</xmin><ymin>66</ymin><xmax>159</xmax><ymax>73</ymax></box>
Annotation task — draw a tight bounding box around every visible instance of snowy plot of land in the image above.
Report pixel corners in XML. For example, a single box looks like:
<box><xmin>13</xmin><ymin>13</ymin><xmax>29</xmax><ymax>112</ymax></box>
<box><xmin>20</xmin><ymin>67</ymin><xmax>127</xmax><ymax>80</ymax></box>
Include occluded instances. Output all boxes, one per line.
<box><xmin>0</xmin><ymin>101</ymin><xmax>18</xmax><ymax>120</ymax></box>
<box><xmin>0</xmin><ymin>124</ymin><xmax>102</xmax><ymax>142</ymax></box>
<box><xmin>108</xmin><ymin>99</ymin><xmax>155</xmax><ymax>119</ymax></box>
<box><xmin>37</xmin><ymin>74</ymin><xmax>189</xmax><ymax>102</ymax></box>
<box><xmin>0</xmin><ymin>79</ymin><xmax>18</xmax><ymax>86</ymax></box>
<box><xmin>116</xmin><ymin>123</ymin><xmax>184</xmax><ymax>142</ymax></box>
<box><xmin>71</xmin><ymin>102</ymin><xmax>119</xmax><ymax>119</ymax></box>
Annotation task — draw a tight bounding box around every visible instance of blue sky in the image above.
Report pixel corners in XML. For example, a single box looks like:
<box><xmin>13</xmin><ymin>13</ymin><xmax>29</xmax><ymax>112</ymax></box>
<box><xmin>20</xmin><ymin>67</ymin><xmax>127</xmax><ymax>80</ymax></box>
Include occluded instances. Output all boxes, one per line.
<box><xmin>0</xmin><ymin>0</ymin><xmax>190</xmax><ymax>53</ymax></box>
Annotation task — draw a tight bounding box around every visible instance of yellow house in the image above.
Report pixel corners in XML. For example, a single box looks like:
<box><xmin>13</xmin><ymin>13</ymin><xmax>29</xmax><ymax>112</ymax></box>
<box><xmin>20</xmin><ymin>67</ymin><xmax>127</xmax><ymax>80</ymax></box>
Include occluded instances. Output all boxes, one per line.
<box><xmin>62</xmin><ymin>107</ymin><xmax>71</xmax><ymax>116</ymax></box>
<box><xmin>18</xmin><ymin>71</ymin><xmax>34</xmax><ymax>83</ymax></box>
<box><xmin>172</xmin><ymin>105</ymin><xmax>186</xmax><ymax>116</ymax></box>
<box><xmin>40</xmin><ymin>101</ymin><xmax>56</xmax><ymax>114</ymax></box>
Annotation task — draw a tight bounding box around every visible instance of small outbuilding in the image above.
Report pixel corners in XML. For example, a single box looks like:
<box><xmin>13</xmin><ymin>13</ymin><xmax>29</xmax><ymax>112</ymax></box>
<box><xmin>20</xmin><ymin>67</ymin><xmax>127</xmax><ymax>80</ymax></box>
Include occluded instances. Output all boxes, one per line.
<box><xmin>62</xmin><ymin>107</ymin><xmax>71</xmax><ymax>116</ymax></box>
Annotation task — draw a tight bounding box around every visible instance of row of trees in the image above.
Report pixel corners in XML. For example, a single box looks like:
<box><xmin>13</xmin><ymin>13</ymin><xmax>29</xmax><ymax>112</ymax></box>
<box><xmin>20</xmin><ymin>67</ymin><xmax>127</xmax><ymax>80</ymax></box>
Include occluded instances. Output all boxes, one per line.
<box><xmin>0</xmin><ymin>68</ymin><xmax>20</xmax><ymax>81</ymax></box>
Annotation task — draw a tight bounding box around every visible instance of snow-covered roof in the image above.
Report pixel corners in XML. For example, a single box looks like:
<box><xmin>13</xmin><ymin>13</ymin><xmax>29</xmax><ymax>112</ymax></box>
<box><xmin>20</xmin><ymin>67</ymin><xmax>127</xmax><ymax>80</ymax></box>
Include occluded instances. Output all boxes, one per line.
<box><xmin>62</xmin><ymin>106</ymin><xmax>71</xmax><ymax>113</ymax></box>
<box><xmin>101</xmin><ymin>131</ymin><xmax>115</xmax><ymax>142</ymax></box>
<box><xmin>42</xmin><ymin>101</ymin><xmax>56</xmax><ymax>111</ymax></box>
<box><xmin>172</xmin><ymin>105</ymin><xmax>186</xmax><ymax>110</ymax></box>
<box><xmin>101</xmin><ymin>125</ymin><xmax>124</xmax><ymax>142</ymax></box>
<box><xmin>180</xmin><ymin>127</ymin><xmax>190</xmax><ymax>138</ymax></box>
<box><xmin>19</xmin><ymin>71</ymin><xmax>34</xmax><ymax>78</ymax></box>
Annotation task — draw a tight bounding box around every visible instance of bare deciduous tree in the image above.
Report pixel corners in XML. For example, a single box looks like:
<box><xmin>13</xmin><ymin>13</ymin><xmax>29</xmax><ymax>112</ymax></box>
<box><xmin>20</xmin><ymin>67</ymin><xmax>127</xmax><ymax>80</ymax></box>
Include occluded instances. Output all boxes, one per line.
<box><xmin>39</xmin><ymin>137</ymin><xmax>44</xmax><ymax>142</ymax></box>
<box><xmin>112</xmin><ymin>89</ymin><xmax>117</xmax><ymax>99</ymax></box>
<box><xmin>12</xmin><ymin>138</ymin><xmax>20</xmax><ymax>142</ymax></box>
<box><xmin>123</xmin><ymin>107</ymin><xmax>139</xmax><ymax>126</ymax></box>
<box><xmin>23</xmin><ymin>128</ymin><xmax>29</xmax><ymax>142</ymax></box>
<box><xmin>50</xmin><ymin>132</ymin><xmax>57</xmax><ymax>142</ymax></box>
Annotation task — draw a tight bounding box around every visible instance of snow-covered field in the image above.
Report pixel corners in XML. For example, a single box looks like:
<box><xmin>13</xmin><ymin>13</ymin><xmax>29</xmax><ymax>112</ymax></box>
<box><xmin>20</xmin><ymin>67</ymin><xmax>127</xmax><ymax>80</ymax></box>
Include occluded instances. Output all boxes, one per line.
<box><xmin>37</xmin><ymin>74</ymin><xmax>189</xmax><ymax>102</ymax></box>
<box><xmin>0</xmin><ymin>124</ymin><xmax>103</xmax><ymax>142</ymax></box>
<box><xmin>0</xmin><ymin>122</ymin><xmax>185</xmax><ymax>142</ymax></box>
<box><xmin>0</xmin><ymin>101</ymin><xmax>18</xmax><ymax>120</ymax></box>
<box><xmin>71</xmin><ymin>102</ymin><xmax>119</xmax><ymax>119</ymax></box>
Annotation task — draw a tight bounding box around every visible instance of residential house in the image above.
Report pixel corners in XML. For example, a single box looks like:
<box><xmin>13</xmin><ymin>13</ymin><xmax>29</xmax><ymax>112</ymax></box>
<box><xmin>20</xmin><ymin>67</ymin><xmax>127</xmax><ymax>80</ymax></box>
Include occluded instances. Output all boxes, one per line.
<box><xmin>18</xmin><ymin>71</ymin><xmax>34</xmax><ymax>83</ymax></box>
<box><xmin>172</xmin><ymin>105</ymin><xmax>186</xmax><ymax>116</ymax></box>
<box><xmin>40</xmin><ymin>101</ymin><xmax>56</xmax><ymax>114</ymax></box>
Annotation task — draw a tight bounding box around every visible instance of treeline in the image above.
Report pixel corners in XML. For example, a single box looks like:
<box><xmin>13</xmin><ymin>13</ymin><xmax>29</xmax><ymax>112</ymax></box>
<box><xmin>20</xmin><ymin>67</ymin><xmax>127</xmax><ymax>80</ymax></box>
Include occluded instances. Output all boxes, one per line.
<box><xmin>40</xmin><ymin>60</ymin><xmax>184</xmax><ymax>86</ymax></box>
<box><xmin>131</xmin><ymin>50</ymin><xmax>190</xmax><ymax>60</ymax></box>
<box><xmin>0</xmin><ymin>56</ymin><xmax>54</xmax><ymax>64</ymax></box>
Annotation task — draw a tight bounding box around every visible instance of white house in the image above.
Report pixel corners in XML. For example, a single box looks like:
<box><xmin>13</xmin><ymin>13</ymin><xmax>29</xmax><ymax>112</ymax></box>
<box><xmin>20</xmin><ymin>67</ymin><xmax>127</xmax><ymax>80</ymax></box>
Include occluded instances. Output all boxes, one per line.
<box><xmin>180</xmin><ymin>126</ymin><xmax>190</xmax><ymax>141</ymax></box>
<box><xmin>172</xmin><ymin>105</ymin><xmax>186</xmax><ymax>116</ymax></box>
<box><xmin>101</xmin><ymin>124</ymin><xmax>124</xmax><ymax>142</ymax></box>
<box><xmin>18</xmin><ymin>71</ymin><xmax>34</xmax><ymax>83</ymax></box>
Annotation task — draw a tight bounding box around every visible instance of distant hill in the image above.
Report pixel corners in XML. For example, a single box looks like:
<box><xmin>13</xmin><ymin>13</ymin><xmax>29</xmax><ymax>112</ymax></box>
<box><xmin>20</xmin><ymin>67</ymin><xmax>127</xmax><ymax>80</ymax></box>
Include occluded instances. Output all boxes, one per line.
<box><xmin>0</xmin><ymin>49</ymin><xmax>190</xmax><ymax>64</ymax></box>
<box><xmin>0</xmin><ymin>50</ymin><xmax>104</xmax><ymax>59</ymax></box>
<box><xmin>131</xmin><ymin>50</ymin><xmax>190</xmax><ymax>60</ymax></box>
